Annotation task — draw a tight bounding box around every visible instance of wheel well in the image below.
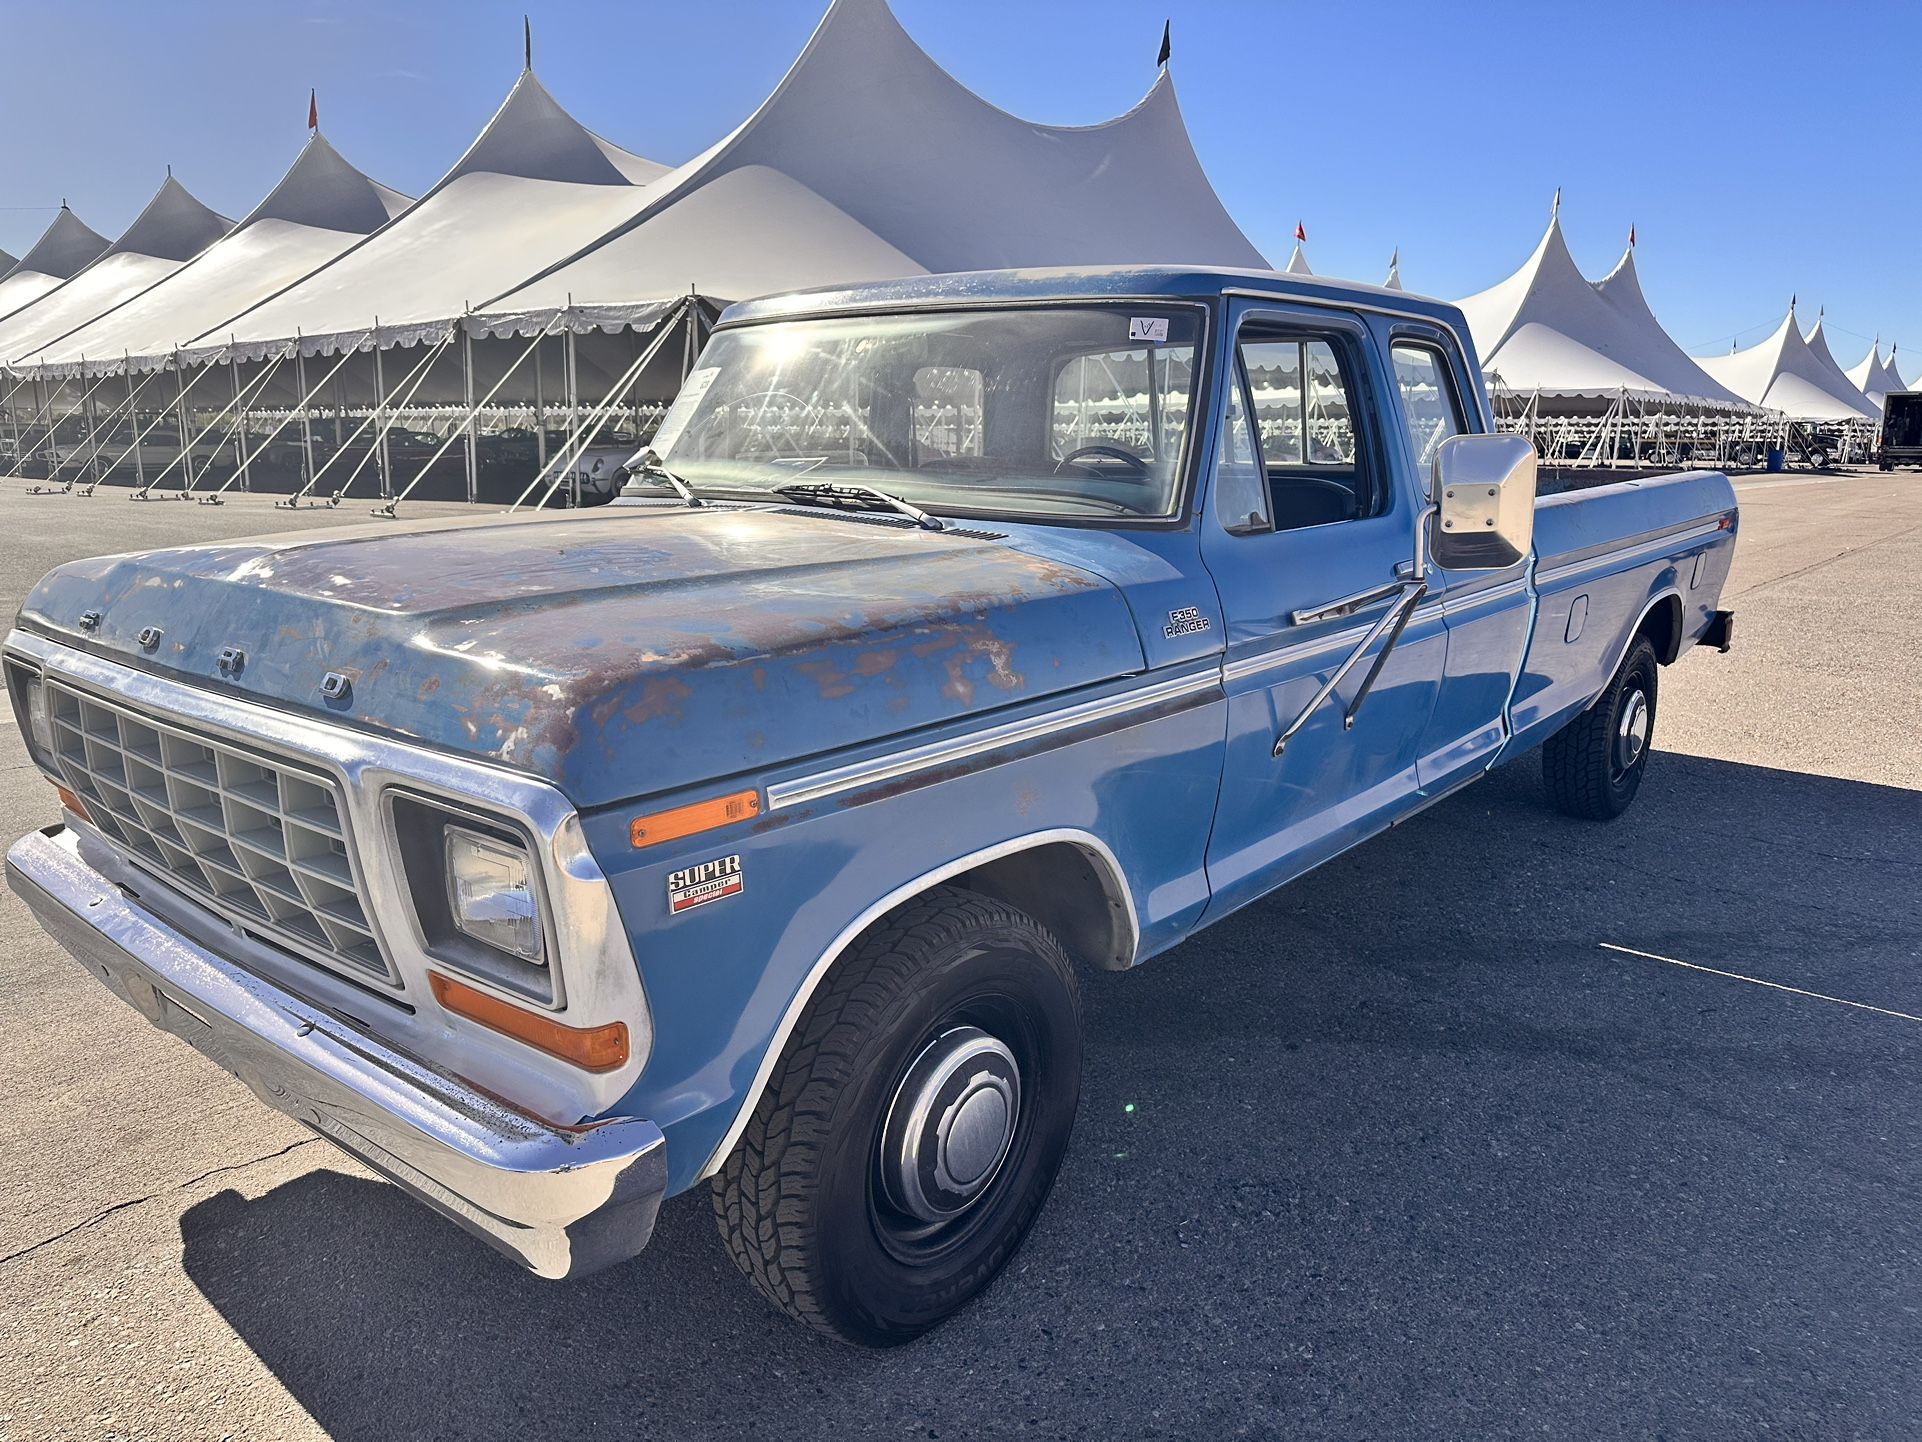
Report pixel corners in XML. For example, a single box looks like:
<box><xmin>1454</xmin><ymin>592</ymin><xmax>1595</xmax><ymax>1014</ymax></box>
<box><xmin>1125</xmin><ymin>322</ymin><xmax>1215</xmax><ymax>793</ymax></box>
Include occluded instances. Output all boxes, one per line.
<box><xmin>952</xmin><ymin>841</ymin><xmax>1136</xmax><ymax>972</ymax></box>
<box><xmin>1636</xmin><ymin>593</ymin><xmax>1684</xmax><ymax>665</ymax></box>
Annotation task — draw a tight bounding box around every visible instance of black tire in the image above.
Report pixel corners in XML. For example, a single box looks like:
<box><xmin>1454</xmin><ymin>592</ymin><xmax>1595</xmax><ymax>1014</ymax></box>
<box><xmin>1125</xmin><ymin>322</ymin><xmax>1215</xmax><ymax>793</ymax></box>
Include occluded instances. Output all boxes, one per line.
<box><xmin>1543</xmin><ymin>636</ymin><xmax>1659</xmax><ymax>820</ymax></box>
<box><xmin>712</xmin><ymin>885</ymin><xmax>1082</xmax><ymax>1346</ymax></box>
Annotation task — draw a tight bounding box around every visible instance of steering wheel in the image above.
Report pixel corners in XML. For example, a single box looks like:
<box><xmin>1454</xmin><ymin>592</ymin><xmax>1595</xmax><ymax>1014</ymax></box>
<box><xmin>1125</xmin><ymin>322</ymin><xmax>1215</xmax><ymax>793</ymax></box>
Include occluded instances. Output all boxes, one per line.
<box><xmin>1056</xmin><ymin>443</ymin><xmax>1149</xmax><ymax>476</ymax></box>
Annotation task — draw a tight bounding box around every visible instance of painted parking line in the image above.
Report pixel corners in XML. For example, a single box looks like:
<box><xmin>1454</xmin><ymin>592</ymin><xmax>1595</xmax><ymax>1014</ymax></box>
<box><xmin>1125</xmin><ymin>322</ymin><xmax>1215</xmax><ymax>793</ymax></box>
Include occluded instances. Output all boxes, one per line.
<box><xmin>1601</xmin><ymin>943</ymin><xmax>1922</xmax><ymax>1024</ymax></box>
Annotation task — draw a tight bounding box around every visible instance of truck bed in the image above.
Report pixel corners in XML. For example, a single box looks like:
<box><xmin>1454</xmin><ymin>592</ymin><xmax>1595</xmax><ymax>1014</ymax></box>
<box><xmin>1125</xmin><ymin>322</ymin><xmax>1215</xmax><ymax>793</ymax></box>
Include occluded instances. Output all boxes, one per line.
<box><xmin>1508</xmin><ymin>470</ymin><xmax>1739</xmax><ymax>751</ymax></box>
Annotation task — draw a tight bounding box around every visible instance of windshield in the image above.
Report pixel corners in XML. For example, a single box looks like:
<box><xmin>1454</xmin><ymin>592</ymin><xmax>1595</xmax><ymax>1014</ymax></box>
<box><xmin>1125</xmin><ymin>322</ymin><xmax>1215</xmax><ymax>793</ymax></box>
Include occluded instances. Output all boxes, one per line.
<box><xmin>651</xmin><ymin>305</ymin><xmax>1202</xmax><ymax>520</ymax></box>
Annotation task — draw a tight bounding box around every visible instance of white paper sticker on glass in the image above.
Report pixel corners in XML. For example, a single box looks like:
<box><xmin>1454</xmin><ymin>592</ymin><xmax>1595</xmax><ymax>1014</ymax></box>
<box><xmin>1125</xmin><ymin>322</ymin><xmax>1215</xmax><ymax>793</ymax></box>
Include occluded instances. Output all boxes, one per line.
<box><xmin>1128</xmin><ymin>317</ymin><xmax>1170</xmax><ymax>344</ymax></box>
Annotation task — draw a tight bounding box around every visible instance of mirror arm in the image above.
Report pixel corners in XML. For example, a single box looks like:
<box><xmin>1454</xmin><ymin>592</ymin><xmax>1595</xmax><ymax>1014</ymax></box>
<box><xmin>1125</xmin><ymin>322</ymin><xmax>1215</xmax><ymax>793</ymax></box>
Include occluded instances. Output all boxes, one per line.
<box><xmin>1342</xmin><ymin>582</ymin><xmax>1427</xmax><ymax>731</ymax></box>
<box><xmin>1272</xmin><ymin>579</ymin><xmax>1427</xmax><ymax>758</ymax></box>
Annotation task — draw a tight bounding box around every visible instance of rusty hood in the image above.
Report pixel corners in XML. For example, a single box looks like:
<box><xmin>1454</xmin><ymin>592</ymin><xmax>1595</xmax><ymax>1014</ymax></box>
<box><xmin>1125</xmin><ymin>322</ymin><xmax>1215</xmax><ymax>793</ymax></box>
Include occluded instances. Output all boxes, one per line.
<box><xmin>16</xmin><ymin>506</ymin><xmax>1146</xmax><ymax>809</ymax></box>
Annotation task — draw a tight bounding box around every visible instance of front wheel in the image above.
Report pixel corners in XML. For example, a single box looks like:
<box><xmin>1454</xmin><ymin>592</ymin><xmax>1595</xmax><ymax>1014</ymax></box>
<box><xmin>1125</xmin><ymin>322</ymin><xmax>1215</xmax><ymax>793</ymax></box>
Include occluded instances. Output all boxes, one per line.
<box><xmin>1542</xmin><ymin>636</ymin><xmax>1659</xmax><ymax>820</ymax></box>
<box><xmin>712</xmin><ymin>886</ymin><xmax>1082</xmax><ymax>1345</ymax></box>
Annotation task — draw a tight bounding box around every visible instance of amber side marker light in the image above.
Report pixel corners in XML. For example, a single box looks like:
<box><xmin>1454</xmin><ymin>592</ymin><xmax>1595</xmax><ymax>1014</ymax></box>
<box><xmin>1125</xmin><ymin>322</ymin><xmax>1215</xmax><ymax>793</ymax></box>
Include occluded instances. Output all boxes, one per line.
<box><xmin>428</xmin><ymin>972</ymin><xmax>629</xmax><ymax>1072</ymax></box>
<box><xmin>54</xmin><ymin>783</ymin><xmax>89</xmax><ymax>820</ymax></box>
<box><xmin>630</xmin><ymin>788</ymin><xmax>760</xmax><ymax>848</ymax></box>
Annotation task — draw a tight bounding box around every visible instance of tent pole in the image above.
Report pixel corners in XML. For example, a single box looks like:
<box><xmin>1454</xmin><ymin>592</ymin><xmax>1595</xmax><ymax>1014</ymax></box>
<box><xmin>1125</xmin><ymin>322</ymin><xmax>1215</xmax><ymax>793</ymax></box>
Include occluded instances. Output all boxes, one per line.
<box><xmin>295</xmin><ymin>334</ymin><xmax>315</xmax><ymax>495</ymax></box>
<box><xmin>565</xmin><ymin>319</ymin><xmax>580</xmax><ymax>509</ymax></box>
<box><xmin>333</xmin><ymin>328</ymin><xmax>453</xmax><ymax>506</ymax></box>
<box><xmin>232</xmin><ymin>354</ymin><xmax>254</xmax><ymax>493</ymax></box>
<box><xmin>3</xmin><ymin>372</ymin><xmax>19</xmax><ymax>477</ymax></box>
<box><xmin>373</xmin><ymin>325</ymin><xmax>391</xmax><ymax>499</ymax></box>
<box><xmin>534</xmin><ymin>337</ymin><xmax>547</xmax><ymax>474</ymax></box>
<box><xmin>79</xmin><ymin>358</ymin><xmax>103</xmax><ymax>493</ymax></box>
<box><xmin>462</xmin><ymin>323</ymin><xmax>478</xmax><ymax>503</ymax></box>
<box><xmin>127</xmin><ymin>355</ymin><xmax>147</xmax><ymax>494</ymax></box>
<box><xmin>174</xmin><ymin>359</ymin><xmax>196</xmax><ymax>496</ymax></box>
<box><xmin>277</xmin><ymin>331</ymin><xmax>432</xmax><ymax>508</ymax></box>
<box><xmin>515</xmin><ymin>303</ymin><xmax>687</xmax><ymax>513</ymax></box>
<box><xmin>373</xmin><ymin>321</ymin><xmax>555</xmax><ymax>518</ymax></box>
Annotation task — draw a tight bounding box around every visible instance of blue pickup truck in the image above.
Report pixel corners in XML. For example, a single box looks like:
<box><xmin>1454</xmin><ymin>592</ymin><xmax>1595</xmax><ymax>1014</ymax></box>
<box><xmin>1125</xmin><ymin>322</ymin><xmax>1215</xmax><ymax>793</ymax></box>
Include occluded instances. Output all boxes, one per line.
<box><xmin>5</xmin><ymin>266</ymin><xmax>1736</xmax><ymax>1345</ymax></box>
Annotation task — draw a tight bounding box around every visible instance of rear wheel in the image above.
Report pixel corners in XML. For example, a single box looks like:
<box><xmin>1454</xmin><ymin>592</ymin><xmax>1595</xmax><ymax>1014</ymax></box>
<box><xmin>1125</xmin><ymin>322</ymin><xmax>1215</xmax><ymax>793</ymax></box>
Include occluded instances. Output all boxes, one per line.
<box><xmin>712</xmin><ymin>886</ymin><xmax>1082</xmax><ymax>1345</ymax></box>
<box><xmin>1543</xmin><ymin>637</ymin><xmax>1659</xmax><ymax>820</ymax></box>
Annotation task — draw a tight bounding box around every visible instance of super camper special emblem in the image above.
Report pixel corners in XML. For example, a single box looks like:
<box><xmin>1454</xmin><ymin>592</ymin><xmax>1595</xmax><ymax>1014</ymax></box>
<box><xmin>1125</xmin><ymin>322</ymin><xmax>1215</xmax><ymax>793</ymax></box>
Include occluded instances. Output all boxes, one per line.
<box><xmin>667</xmin><ymin>855</ymin><xmax>745</xmax><ymax>914</ymax></box>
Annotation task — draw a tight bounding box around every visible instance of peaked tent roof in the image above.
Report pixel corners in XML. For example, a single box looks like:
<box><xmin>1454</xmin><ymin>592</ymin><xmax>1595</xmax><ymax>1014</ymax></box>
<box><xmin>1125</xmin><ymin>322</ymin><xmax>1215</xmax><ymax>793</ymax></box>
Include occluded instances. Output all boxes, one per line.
<box><xmin>477</xmin><ymin>0</ymin><xmax>1265</xmax><ymax>330</ymax></box>
<box><xmin>24</xmin><ymin>133</ymin><xmax>411</xmax><ymax>374</ymax></box>
<box><xmin>1802</xmin><ymin>316</ymin><xmax>1882</xmax><ymax>416</ymax></box>
<box><xmin>0</xmin><ymin>178</ymin><xmax>230</xmax><ymax>365</ymax></box>
<box><xmin>1284</xmin><ymin>244</ymin><xmax>1313</xmax><ymax>275</ymax></box>
<box><xmin>1382</xmin><ymin>252</ymin><xmax>1402</xmax><ymax>290</ymax></box>
<box><xmin>0</xmin><ymin>249</ymin><xmax>15</xmax><ymax>273</ymax></box>
<box><xmin>0</xmin><ymin>206</ymin><xmax>111</xmax><ymax>325</ymax></box>
<box><xmin>1696</xmin><ymin>306</ymin><xmax>1878</xmax><ymax>421</ymax></box>
<box><xmin>1459</xmin><ymin>217</ymin><xmax>1747</xmax><ymax>408</ymax></box>
<box><xmin>1843</xmin><ymin>340</ymin><xmax>1906</xmax><ymax>409</ymax></box>
<box><xmin>1590</xmin><ymin>244</ymin><xmax>1749</xmax><ymax>407</ymax></box>
<box><xmin>202</xmin><ymin>69</ymin><xmax>669</xmax><ymax>360</ymax></box>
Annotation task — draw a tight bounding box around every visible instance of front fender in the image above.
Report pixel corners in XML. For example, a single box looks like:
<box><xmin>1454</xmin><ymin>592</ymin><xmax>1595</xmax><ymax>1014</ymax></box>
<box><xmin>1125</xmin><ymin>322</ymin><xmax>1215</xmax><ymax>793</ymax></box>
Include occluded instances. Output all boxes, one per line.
<box><xmin>583</xmin><ymin>688</ymin><xmax>1225</xmax><ymax>1195</ymax></box>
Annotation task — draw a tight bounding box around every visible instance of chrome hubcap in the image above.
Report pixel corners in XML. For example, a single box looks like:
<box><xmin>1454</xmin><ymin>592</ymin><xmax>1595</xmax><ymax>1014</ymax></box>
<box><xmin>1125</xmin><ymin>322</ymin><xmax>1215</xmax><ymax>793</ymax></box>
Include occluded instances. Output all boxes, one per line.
<box><xmin>1617</xmin><ymin>689</ymin><xmax>1649</xmax><ymax>772</ymax></box>
<box><xmin>880</xmin><ymin>1027</ymin><xmax>1021</xmax><ymax>1224</ymax></box>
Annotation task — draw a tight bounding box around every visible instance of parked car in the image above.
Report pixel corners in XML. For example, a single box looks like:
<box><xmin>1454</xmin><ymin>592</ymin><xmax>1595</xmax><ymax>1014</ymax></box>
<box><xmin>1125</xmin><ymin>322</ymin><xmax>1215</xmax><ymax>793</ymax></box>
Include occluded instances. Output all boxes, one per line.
<box><xmin>5</xmin><ymin>266</ymin><xmax>1737</xmax><ymax>1346</ymax></box>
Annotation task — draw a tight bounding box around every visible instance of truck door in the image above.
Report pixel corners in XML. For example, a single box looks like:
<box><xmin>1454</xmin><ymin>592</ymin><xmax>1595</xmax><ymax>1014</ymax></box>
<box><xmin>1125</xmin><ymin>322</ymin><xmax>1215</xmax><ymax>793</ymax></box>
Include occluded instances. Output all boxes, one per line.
<box><xmin>1384</xmin><ymin>329</ymin><xmax>1537</xmax><ymax>792</ymax></box>
<box><xmin>1199</xmin><ymin>302</ymin><xmax>1447</xmax><ymax>919</ymax></box>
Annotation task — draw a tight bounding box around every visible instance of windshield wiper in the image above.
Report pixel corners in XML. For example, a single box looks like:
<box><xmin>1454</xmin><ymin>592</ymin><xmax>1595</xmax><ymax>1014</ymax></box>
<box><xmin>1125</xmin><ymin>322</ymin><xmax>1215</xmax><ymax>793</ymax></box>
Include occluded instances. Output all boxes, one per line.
<box><xmin>621</xmin><ymin>447</ymin><xmax>704</xmax><ymax>507</ymax></box>
<box><xmin>771</xmin><ymin>481</ymin><xmax>947</xmax><ymax>532</ymax></box>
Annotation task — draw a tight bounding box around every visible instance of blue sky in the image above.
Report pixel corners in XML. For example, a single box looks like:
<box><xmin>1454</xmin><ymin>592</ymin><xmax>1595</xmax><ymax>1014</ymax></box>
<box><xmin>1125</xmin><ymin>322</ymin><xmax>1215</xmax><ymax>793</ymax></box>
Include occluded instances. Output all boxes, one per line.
<box><xmin>2</xmin><ymin>0</ymin><xmax>1916</xmax><ymax>373</ymax></box>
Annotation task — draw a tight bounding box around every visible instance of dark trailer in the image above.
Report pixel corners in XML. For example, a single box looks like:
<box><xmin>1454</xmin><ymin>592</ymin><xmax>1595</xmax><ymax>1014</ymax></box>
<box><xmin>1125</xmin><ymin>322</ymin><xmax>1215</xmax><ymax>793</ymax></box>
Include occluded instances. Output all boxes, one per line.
<box><xmin>1881</xmin><ymin>391</ymin><xmax>1922</xmax><ymax>470</ymax></box>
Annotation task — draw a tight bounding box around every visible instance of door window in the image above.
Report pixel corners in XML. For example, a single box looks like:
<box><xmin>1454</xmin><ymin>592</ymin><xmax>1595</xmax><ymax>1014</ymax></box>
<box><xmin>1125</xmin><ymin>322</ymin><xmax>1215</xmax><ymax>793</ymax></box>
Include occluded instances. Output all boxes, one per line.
<box><xmin>1221</xmin><ymin>330</ymin><xmax>1381</xmax><ymax>532</ymax></box>
<box><xmin>1389</xmin><ymin>341</ymin><xmax>1468</xmax><ymax>471</ymax></box>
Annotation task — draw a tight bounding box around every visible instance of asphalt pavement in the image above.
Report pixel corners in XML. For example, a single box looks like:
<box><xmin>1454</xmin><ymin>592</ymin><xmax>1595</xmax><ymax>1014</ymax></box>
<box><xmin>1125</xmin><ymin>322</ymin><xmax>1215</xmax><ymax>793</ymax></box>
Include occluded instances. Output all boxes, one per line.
<box><xmin>0</xmin><ymin>473</ymin><xmax>1916</xmax><ymax>1441</ymax></box>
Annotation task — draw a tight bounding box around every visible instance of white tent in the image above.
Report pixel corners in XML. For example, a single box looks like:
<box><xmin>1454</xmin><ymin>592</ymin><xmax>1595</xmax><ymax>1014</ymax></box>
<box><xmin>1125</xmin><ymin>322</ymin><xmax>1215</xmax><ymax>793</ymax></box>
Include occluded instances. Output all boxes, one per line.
<box><xmin>1696</xmin><ymin>304</ymin><xmax>1878</xmax><ymax>421</ymax></box>
<box><xmin>476</xmin><ymin>0</ymin><xmax>1264</xmax><ymax>332</ymax></box>
<box><xmin>1283</xmin><ymin>244</ymin><xmax>1313</xmax><ymax>276</ymax></box>
<box><xmin>1459</xmin><ymin>216</ymin><xmax>1746</xmax><ymax>407</ymax></box>
<box><xmin>0</xmin><ymin>178</ymin><xmax>230</xmax><ymax>365</ymax></box>
<box><xmin>1589</xmin><ymin>243</ymin><xmax>1748</xmax><ymax>407</ymax></box>
<box><xmin>0</xmin><ymin>206</ymin><xmax>111</xmax><ymax>325</ymax></box>
<box><xmin>1843</xmin><ymin>340</ymin><xmax>1906</xmax><ymax>409</ymax></box>
<box><xmin>1382</xmin><ymin>249</ymin><xmax>1402</xmax><ymax>290</ymax></box>
<box><xmin>0</xmin><ymin>249</ymin><xmax>15</xmax><ymax>274</ymax></box>
<box><xmin>24</xmin><ymin>133</ymin><xmax>410</xmax><ymax>376</ymax></box>
<box><xmin>202</xmin><ymin>68</ymin><xmax>668</xmax><ymax>361</ymax></box>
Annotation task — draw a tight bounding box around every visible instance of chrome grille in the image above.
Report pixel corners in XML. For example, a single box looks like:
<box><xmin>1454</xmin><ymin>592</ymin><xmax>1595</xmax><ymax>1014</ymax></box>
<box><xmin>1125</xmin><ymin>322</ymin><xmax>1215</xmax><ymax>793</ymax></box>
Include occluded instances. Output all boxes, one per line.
<box><xmin>46</xmin><ymin>679</ymin><xmax>393</xmax><ymax>984</ymax></box>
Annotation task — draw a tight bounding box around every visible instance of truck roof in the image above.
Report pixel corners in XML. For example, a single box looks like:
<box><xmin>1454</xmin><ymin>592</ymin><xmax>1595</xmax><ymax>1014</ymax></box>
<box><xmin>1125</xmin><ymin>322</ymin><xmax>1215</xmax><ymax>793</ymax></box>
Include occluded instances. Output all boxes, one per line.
<box><xmin>721</xmin><ymin>264</ymin><xmax>1471</xmax><ymax>333</ymax></box>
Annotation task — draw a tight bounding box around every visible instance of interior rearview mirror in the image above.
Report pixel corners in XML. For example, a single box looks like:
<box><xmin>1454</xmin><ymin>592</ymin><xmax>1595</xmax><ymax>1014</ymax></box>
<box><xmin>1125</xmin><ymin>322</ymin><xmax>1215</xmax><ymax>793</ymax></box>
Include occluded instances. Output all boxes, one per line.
<box><xmin>1430</xmin><ymin>434</ymin><xmax>1537</xmax><ymax>570</ymax></box>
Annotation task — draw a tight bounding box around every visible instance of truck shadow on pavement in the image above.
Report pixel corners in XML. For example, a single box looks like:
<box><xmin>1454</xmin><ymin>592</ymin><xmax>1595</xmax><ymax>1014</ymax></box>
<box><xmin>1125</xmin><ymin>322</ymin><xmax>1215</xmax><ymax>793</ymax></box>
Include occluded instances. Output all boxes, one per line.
<box><xmin>178</xmin><ymin>752</ymin><xmax>1922</xmax><ymax>1442</ymax></box>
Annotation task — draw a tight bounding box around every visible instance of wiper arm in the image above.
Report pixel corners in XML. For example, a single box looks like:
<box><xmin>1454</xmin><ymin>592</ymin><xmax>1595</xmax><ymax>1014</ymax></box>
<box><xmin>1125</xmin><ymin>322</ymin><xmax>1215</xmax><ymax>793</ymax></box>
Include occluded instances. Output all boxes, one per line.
<box><xmin>621</xmin><ymin>447</ymin><xmax>704</xmax><ymax>507</ymax></box>
<box><xmin>772</xmin><ymin>481</ymin><xmax>946</xmax><ymax>532</ymax></box>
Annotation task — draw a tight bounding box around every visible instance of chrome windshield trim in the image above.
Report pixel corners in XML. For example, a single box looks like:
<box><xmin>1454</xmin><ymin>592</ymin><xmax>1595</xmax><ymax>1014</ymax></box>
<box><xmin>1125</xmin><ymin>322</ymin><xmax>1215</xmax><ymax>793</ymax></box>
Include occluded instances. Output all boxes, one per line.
<box><xmin>766</xmin><ymin>667</ymin><xmax>1222</xmax><ymax>812</ymax></box>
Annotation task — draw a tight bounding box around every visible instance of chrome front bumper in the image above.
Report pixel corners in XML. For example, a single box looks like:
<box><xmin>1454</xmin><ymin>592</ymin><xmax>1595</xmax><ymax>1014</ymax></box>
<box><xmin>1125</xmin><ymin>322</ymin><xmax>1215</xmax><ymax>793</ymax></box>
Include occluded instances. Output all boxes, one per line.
<box><xmin>7</xmin><ymin>825</ymin><xmax>667</xmax><ymax>1280</ymax></box>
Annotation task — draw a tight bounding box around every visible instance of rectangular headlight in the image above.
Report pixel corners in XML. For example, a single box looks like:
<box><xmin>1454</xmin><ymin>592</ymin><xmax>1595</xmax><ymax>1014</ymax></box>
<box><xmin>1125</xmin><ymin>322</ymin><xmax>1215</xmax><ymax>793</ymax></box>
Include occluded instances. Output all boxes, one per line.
<box><xmin>387</xmin><ymin>791</ymin><xmax>557</xmax><ymax>1004</ymax></box>
<box><xmin>445</xmin><ymin>825</ymin><xmax>543</xmax><ymax>963</ymax></box>
<box><xmin>5</xmin><ymin>660</ymin><xmax>56</xmax><ymax>771</ymax></box>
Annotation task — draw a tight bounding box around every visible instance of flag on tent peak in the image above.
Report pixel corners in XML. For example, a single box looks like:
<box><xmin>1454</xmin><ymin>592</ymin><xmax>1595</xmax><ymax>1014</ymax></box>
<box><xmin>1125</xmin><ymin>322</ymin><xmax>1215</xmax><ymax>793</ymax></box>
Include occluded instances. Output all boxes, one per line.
<box><xmin>1155</xmin><ymin>20</ymin><xmax>1170</xmax><ymax>68</ymax></box>
<box><xmin>1293</xmin><ymin>221</ymin><xmax>1306</xmax><ymax>243</ymax></box>
<box><xmin>308</xmin><ymin>90</ymin><xmax>318</xmax><ymax>132</ymax></box>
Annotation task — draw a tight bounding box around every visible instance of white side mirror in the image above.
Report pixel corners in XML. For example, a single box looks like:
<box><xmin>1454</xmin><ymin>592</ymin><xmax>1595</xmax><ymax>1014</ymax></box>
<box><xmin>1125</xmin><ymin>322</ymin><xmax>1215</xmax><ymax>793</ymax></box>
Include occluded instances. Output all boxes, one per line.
<box><xmin>1431</xmin><ymin>433</ymin><xmax>1537</xmax><ymax>570</ymax></box>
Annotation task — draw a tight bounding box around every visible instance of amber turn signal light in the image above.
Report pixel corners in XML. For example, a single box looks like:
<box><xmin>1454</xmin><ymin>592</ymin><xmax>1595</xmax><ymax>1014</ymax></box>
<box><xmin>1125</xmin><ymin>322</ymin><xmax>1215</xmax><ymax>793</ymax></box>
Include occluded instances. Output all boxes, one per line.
<box><xmin>54</xmin><ymin>783</ymin><xmax>89</xmax><ymax>820</ymax></box>
<box><xmin>428</xmin><ymin>972</ymin><xmax>629</xmax><ymax>1072</ymax></box>
<box><xmin>629</xmin><ymin>788</ymin><xmax>760</xmax><ymax>848</ymax></box>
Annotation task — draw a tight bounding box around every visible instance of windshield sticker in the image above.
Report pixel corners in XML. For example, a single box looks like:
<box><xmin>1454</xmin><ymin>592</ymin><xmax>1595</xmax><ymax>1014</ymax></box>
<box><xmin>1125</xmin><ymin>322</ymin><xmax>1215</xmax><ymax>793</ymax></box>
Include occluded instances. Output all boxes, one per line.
<box><xmin>1128</xmin><ymin>317</ymin><xmax>1170</xmax><ymax>344</ymax></box>
<box><xmin>650</xmin><ymin>366</ymin><xmax>721</xmax><ymax>455</ymax></box>
<box><xmin>1164</xmin><ymin>605</ymin><xmax>1212</xmax><ymax>638</ymax></box>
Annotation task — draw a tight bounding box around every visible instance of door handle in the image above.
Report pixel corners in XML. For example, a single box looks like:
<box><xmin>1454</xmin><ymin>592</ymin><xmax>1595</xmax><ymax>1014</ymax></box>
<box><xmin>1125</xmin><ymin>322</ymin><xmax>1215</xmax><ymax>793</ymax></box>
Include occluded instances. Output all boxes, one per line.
<box><xmin>1273</xmin><ymin>581</ymin><xmax>1427</xmax><ymax>757</ymax></box>
<box><xmin>1289</xmin><ymin>579</ymin><xmax>1405</xmax><ymax>627</ymax></box>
